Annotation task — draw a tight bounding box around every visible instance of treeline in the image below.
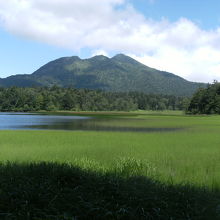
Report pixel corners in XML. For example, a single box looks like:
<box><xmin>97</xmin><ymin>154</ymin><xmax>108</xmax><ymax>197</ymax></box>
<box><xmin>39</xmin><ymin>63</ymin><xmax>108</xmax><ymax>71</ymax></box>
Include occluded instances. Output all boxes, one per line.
<box><xmin>0</xmin><ymin>87</ymin><xmax>189</xmax><ymax>112</ymax></box>
<box><xmin>187</xmin><ymin>81</ymin><xmax>220</xmax><ymax>114</ymax></box>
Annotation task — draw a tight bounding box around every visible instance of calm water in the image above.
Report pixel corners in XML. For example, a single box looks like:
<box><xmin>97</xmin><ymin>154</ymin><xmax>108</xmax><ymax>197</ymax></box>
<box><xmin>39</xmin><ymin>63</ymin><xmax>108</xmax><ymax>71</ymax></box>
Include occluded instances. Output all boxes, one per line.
<box><xmin>0</xmin><ymin>113</ymin><xmax>90</xmax><ymax>130</ymax></box>
<box><xmin>0</xmin><ymin>112</ymin><xmax>181</xmax><ymax>132</ymax></box>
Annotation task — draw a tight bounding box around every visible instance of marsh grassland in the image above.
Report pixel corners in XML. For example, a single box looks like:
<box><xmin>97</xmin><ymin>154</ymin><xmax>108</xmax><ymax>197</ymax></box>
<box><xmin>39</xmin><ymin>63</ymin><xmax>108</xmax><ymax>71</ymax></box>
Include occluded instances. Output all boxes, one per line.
<box><xmin>0</xmin><ymin>111</ymin><xmax>220</xmax><ymax>219</ymax></box>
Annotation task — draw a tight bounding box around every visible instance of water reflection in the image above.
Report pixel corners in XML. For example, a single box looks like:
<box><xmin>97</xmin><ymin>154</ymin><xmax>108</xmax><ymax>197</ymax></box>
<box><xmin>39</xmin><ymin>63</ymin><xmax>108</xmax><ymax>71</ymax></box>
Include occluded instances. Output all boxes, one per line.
<box><xmin>0</xmin><ymin>113</ymin><xmax>182</xmax><ymax>133</ymax></box>
<box><xmin>0</xmin><ymin>112</ymin><xmax>89</xmax><ymax>130</ymax></box>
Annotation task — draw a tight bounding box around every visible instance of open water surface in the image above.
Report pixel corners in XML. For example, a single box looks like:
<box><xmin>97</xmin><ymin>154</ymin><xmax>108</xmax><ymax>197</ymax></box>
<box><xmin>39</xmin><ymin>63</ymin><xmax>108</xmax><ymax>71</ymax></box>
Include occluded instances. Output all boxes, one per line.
<box><xmin>0</xmin><ymin>112</ymin><xmax>182</xmax><ymax>132</ymax></box>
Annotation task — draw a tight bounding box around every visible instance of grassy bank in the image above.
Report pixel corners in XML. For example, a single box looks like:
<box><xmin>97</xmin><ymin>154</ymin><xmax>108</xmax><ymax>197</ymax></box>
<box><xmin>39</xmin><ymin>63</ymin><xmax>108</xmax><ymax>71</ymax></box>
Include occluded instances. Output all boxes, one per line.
<box><xmin>0</xmin><ymin>112</ymin><xmax>220</xmax><ymax>218</ymax></box>
<box><xmin>0</xmin><ymin>162</ymin><xmax>219</xmax><ymax>220</ymax></box>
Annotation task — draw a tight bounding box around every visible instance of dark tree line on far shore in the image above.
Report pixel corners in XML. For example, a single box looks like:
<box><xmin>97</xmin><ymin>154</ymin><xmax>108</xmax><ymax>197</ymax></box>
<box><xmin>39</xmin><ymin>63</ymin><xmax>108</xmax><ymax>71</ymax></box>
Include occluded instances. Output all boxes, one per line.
<box><xmin>0</xmin><ymin>86</ymin><xmax>189</xmax><ymax>112</ymax></box>
<box><xmin>187</xmin><ymin>81</ymin><xmax>220</xmax><ymax>114</ymax></box>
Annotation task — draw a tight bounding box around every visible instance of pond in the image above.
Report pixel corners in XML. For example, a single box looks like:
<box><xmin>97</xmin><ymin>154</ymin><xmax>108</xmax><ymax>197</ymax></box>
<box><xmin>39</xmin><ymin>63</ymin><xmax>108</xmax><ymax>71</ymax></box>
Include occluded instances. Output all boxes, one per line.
<box><xmin>0</xmin><ymin>112</ymin><xmax>182</xmax><ymax>132</ymax></box>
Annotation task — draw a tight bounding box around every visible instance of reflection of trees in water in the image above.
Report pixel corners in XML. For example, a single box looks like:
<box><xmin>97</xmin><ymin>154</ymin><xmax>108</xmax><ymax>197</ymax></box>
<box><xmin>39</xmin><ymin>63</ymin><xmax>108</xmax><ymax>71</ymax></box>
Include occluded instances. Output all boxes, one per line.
<box><xmin>28</xmin><ymin>118</ymin><xmax>183</xmax><ymax>132</ymax></box>
<box><xmin>0</xmin><ymin>114</ymin><xmax>185</xmax><ymax>132</ymax></box>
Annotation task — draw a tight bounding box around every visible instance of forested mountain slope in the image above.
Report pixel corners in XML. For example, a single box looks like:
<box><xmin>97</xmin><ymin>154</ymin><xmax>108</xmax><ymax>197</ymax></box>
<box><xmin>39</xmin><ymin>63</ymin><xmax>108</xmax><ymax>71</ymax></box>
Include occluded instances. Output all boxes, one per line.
<box><xmin>0</xmin><ymin>54</ymin><xmax>205</xmax><ymax>96</ymax></box>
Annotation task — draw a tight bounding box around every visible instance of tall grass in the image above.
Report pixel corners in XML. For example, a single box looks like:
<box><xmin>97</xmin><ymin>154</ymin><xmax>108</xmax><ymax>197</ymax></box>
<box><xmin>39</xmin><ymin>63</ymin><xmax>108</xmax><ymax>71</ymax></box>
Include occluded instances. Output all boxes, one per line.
<box><xmin>0</xmin><ymin>162</ymin><xmax>219</xmax><ymax>219</ymax></box>
<box><xmin>1</xmin><ymin>112</ymin><xmax>220</xmax><ymax>218</ymax></box>
<box><xmin>0</xmin><ymin>114</ymin><xmax>220</xmax><ymax>188</ymax></box>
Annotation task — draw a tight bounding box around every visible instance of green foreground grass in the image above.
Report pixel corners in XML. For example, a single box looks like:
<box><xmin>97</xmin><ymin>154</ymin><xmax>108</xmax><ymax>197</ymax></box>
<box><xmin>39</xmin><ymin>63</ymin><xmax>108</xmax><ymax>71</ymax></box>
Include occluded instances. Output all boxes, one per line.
<box><xmin>0</xmin><ymin>162</ymin><xmax>218</xmax><ymax>220</ymax></box>
<box><xmin>1</xmin><ymin>111</ymin><xmax>220</xmax><ymax>219</ymax></box>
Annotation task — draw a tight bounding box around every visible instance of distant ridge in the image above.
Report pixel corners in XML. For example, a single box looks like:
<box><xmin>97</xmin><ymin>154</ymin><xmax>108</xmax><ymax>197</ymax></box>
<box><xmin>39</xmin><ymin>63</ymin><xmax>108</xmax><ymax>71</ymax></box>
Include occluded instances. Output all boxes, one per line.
<box><xmin>0</xmin><ymin>54</ymin><xmax>206</xmax><ymax>96</ymax></box>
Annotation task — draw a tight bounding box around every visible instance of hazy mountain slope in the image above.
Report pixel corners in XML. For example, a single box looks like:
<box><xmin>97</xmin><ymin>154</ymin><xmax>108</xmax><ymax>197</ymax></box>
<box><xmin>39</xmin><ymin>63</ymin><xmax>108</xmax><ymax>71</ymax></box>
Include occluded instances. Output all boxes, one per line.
<box><xmin>0</xmin><ymin>54</ymin><xmax>206</xmax><ymax>96</ymax></box>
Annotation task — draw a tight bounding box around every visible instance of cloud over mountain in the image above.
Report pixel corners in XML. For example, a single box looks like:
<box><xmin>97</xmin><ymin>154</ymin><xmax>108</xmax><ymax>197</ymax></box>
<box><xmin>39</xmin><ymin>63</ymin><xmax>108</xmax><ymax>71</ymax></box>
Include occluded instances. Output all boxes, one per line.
<box><xmin>0</xmin><ymin>0</ymin><xmax>220</xmax><ymax>82</ymax></box>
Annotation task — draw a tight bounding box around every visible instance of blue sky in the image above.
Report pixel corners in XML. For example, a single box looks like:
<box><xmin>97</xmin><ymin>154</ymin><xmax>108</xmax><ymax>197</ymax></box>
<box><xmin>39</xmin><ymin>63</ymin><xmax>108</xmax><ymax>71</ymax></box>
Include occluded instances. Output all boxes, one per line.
<box><xmin>0</xmin><ymin>0</ymin><xmax>220</xmax><ymax>82</ymax></box>
<box><xmin>131</xmin><ymin>0</ymin><xmax>220</xmax><ymax>29</ymax></box>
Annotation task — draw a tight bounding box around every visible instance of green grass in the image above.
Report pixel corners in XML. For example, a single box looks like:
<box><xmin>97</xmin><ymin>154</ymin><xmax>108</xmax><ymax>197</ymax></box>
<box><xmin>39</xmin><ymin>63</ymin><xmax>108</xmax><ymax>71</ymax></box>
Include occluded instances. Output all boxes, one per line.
<box><xmin>1</xmin><ymin>162</ymin><xmax>219</xmax><ymax>220</ymax></box>
<box><xmin>0</xmin><ymin>126</ymin><xmax>219</xmax><ymax>187</ymax></box>
<box><xmin>0</xmin><ymin>113</ymin><xmax>220</xmax><ymax>187</ymax></box>
<box><xmin>1</xmin><ymin>111</ymin><xmax>220</xmax><ymax>219</ymax></box>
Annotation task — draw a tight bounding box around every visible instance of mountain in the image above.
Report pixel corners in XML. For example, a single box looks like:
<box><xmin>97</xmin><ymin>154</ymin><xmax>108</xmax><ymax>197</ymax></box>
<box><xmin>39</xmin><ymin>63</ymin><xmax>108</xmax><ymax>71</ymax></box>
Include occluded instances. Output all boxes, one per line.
<box><xmin>0</xmin><ymin>54</ymin><xmax>206</xmax><ymax>96</ymax></box>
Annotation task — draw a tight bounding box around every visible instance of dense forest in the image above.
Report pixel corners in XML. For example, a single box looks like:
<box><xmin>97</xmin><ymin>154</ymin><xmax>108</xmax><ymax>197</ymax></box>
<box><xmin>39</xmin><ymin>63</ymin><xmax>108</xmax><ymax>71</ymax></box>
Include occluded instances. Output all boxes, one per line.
<box><xmin>187</xmin><ymin>81</ymin><xmax>220</xmax><ymax>114</ymax></box>
<box><xmin>0</xmin><ymin>87</ymin><xmax>188</xmax><ymax>112</ymax></box>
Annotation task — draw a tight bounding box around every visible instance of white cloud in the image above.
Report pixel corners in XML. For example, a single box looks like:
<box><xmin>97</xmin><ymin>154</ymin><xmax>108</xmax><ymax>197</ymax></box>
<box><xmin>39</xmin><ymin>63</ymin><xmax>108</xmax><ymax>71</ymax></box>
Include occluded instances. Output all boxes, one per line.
<box><xmin>0</xmin><ymin>0</ymin><xmax>220</xmax><ymax>82</ymax></box>
<box><xmin>92</xmin><ymin>49</ymin><xmax>109</xmax><ymax>57</ymax></box>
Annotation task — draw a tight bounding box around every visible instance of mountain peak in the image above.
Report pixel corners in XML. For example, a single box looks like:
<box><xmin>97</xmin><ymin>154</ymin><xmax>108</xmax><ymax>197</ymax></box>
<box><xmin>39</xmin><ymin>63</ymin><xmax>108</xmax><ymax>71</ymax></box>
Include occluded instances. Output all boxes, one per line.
<box><xmin>90</xmin><ymin>55</ymin><xmax>109</xmax><ymax>61</ymax></box>
<box><xmin>112</xmin><ymin>53</ymin><xmax>129</xmax><ymax>60</ymax></box>
<box><xmin>0</xmin><ymin>54</ymin><xmax>206</xmax><ymax>96</ymax></box>
<box><xmin>50</xmin><ymin>56</ymin><xmax>81</xmax><ymax>65</ymax></box>
<box><xmin>111</xmin><ymin>54</ymin><xmax>141</xmax><ymax>65</ymax></box>
<box><xmin>57</xmin><ymin>56</ymin><xmax>81</xmax><ymax>61</ymax></box>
